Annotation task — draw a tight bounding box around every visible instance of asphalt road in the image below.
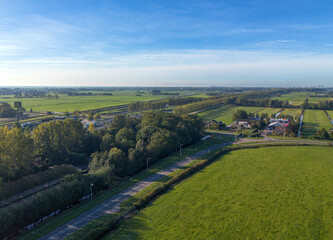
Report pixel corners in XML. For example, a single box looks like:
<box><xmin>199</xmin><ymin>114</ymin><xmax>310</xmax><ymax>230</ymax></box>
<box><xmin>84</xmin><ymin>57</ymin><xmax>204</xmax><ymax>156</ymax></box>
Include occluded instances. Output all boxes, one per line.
<box><xmin>38</xmin><ymin>144</ymin><xmax>225</xmax><ymax>240</ymax></box>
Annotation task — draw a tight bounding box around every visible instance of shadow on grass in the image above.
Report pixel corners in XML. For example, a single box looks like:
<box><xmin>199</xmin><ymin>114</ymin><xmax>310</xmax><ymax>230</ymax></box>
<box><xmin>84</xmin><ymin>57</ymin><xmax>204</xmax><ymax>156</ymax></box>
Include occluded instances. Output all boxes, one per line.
<box><xmin>303</xmin><ymin>122</ymin><xmax>319</xmax><ymax>137</ymax></box>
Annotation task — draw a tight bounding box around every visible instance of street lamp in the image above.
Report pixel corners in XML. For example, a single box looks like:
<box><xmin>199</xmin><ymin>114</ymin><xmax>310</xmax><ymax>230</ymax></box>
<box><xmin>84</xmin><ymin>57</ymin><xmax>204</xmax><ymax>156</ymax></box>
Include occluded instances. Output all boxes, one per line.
<box><xmin>90</xmin><ymin>183</ymin><xmax>94</xmax><ymax>201</ymax></box>
<box><xmin>180</xmin><ymin>143</ymin><xmax>183</xmax><ymax>157</ymax></box>
<box><xmin>146</xmin><ymin>158</ymin><xmax>151</xmax><ymax>171</ymax></box>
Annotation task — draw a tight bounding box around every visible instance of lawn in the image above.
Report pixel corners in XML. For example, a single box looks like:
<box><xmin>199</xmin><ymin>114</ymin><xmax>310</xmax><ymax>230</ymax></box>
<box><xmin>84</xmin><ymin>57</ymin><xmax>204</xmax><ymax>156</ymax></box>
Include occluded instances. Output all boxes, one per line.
<box><xmin>197</xmin><ymin>105</ymin><xmax>263</xmax><ymax>124</ymax></box>
<box><xmin>272</xmin><ymin>92</ymin><xmax>307</xmax><ymax>106</ymax></box>
<box><xmin>107</xmin><ymin>146</ymin><xmax>333</xmax><ymax>240</ymax></box>
<box><xmin>1</xmin><ymin>91</ymin><xmax>193</xmax><ymax>113</ymax></box>
<box><xmin>280</xmin><ymin>108</ymin><xmax>302</xmax><ymax>118</ymax></box>
<box><xmin>302</xmin><ymin>110</ymin><xmax>332</xmax><ymax>137</ymax></box>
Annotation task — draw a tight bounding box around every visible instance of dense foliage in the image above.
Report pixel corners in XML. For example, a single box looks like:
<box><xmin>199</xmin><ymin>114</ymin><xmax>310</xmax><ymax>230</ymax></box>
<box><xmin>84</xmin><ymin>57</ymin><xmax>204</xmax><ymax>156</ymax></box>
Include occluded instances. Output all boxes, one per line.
<box><xmin>128</xmin><ymin>96</ymin><xmax>205</xmax><ymax>112</ymax></box>
<box><xmin>0</xmin><ymin>112</ymin><xmax>203</xmax><ymax>238</ymax></box>
<box><xmin>0</xmin><ymin>165</ymin><xmax>76</xmax><ymax>201</ymax></box>
<box><xmin>0</xmin><ymin>103</ymin><xmax>16</xmax><ymax>118</ymax></box>
<box><xmin>89</xmin><ymin>112</ymin><xmax>204</xmax><ymax>177</ymax></box>
<box><xmin>0</xmin><ymin>119</ymin><xmax>92</xmax><ymax>183</ymax></box>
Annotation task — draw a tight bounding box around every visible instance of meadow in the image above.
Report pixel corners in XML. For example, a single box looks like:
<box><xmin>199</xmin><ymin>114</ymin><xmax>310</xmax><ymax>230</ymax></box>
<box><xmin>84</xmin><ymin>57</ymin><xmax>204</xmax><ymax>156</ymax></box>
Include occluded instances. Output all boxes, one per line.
<box><xmin>257</xmin><ymin>107</ymin><xmax>281</xmax><ymax>116</ymax></box>
<box><xmin>197</xmin><ymin>105</ymin><xmax>263</xmax><ymax>124</ymax></box>
<box><xmin>272</xmin><ymin>92</ymin><xmax>307</xmax><ymax>106</ymax></box>
<box><xmin>1</xmin><ymin>91</ymin><xmax>193</xmax><ymax>113</ymax></box>
<box><xmin>327</xmin><ymin>110</ymin><xmax>333</xmax><ymax>120</ymax></box>
<box><xmin>280</xmin><ymin>108</ymin><xmax>302</xmax><ymax>117</ymax></box>
<box><xmin>302</xmin><ymin>110</ymin><xmax>332</xmax><ymax>137</ymax></box>
<box><xmin>107</xmin><ymin>146</ymin><xmax>333</xmax><ymax>240</ymax></box>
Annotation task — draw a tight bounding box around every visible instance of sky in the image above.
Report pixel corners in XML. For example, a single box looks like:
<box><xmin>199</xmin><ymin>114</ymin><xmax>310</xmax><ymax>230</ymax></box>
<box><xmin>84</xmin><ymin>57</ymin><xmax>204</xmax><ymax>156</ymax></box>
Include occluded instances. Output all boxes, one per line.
<box><xmin>0</xmin><ymin>0</ymin><xmax>333</xmax><ymax>87</ymax></box>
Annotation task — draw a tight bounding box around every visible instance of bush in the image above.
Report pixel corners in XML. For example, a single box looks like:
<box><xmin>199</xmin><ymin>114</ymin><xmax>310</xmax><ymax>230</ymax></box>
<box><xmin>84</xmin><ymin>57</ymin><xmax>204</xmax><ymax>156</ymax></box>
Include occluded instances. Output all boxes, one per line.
<box><xmin>0</xmin><ymin>165</ymin><xmax>76</xmax><ymax>201</ymax></box>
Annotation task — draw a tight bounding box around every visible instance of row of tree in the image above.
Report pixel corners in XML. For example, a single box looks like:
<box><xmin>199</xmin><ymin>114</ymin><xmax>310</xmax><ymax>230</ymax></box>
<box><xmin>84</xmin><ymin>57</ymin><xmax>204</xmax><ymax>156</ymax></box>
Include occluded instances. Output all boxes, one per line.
<box><xmin>302</xmin><ymin>100</ymin><xmax>333</xmax><ymax>110</ymax></box>
<box><xmin>0</xmin><ymin>112</ymin><xmax>204</xmax><ymax>237</ymax></box>
<box><xmin>89</xmin><ymin>112</ymin><xmax>204</xmax><ymax>177</ymax></box>
<box><xmin>128</xmin><ymin>97</ymin><xmax>205</xmax><ymax>112</ymax></box>
<box><xmin>0</xmin><ymin>119</ymin><xmax>95</xmax><ymax>183</ymax></box>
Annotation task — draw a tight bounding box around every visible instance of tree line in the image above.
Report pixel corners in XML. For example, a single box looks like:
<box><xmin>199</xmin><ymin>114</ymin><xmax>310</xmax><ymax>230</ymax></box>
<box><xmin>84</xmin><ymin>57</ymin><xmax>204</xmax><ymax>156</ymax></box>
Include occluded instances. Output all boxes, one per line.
<box><xmin>0</xmin><ymin>111</ymin><xmax>204</xmax><ymax>238</ymax></box>
<box><xmin>302</xmin><ymin>100</ymin><xmax>333</xmax><ymax>110</ymax></box>
<box><xmin>128</xmin><ymin>97</ymin><xmax>205</xmax><ymax>112</ymax></box>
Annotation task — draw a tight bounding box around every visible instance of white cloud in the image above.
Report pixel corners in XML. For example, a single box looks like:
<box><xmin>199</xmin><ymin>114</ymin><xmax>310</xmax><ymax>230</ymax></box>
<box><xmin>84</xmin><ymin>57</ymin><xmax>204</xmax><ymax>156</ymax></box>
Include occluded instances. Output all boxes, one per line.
<box><xmin>0</xmin><ymin>49</ymin><xmax>333</xmax><ymax>87</ymax></box>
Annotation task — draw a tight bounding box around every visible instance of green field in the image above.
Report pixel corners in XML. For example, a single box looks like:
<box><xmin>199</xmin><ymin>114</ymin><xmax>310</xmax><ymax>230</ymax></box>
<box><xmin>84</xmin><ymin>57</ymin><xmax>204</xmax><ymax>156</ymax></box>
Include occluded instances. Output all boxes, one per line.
<box><xmin>280</xmin><ymin>108</ymin><xmax>302</xmax><ymax>117</ymax></box>
<box><xmin>272</xmin><ymin>92</ymin><xmax>307</xmax><ymax>106</ymax></box>
<box><xmin>302</xmin><ymin>110</ymin><xmax>332</xmax><ymax>137</ymax></box>
<box><xmin>108</xmin><ymin>146</ymin><xmax>333</xmax><ymax>240</ymax></box>
<box><xmin>197</xmin><ymin>105</ymin><xmax>263</xmax><ymax>124</ymax></box>
<box><xmin>327</xmin><ymin>111</ymin><xmax>333</xmax><ymax>121</ymax></box>
<box><xmin>1</xmin><ymin>91</ymin><xmax>191</xmax><ymax>113</ymax></box>
<box><xmin>257</xmin><ymin>107</ymin><xmax>281</xmax><ymax>116</ymax></box>
<box><xmin>308</xmin><ymin>97</ymin><xmax>333</xmax><ymax>103</ymax></box>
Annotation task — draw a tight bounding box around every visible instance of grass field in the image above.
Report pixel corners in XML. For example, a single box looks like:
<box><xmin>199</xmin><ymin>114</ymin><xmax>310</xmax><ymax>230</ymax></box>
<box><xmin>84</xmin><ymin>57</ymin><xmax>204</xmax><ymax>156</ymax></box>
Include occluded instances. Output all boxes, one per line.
<box><xmin>302</xmin><ymin>110</ymin><xmax>332</xmax><ymax>137</ymax></box>
<box><xmin>1</xmin><ymin>91</ymin><xmax>193</xmax><ymax>113</ymax></box>
<box><xmin>327</xmin><ymin>111</ymin><xmax>333</xmax><ymax>120</ymax></box>
<box><xmin>197</xmin><ymin>105</ymin><xmax>263</xmax><ymax>124</ymax></box>
<box><xmin>272</xmin><ymin>92</ymin><xmax>307</xmax><ymax>106</ymax></box>
<box><xmin>280</xmin><ymin>108</ymin><xmax>302</xmax><ymax>117</ymax></box>
<box><xmin>308</xmin><ymin>97</ymin><xmax>333</xmax><ymax>103</ymax></box>
<box><xmin>108</xmin><ymin>146</ymin><xmax>333</xmax><ymax>240</ymax></box>
<box><xmin>257</xmin><ymin>107</ymin><xmax>281</xmax><ymax>116</ymax></box>
<box><xmin>19</xmin><ymin>135</ymin><xmax>232</xmax><ymax>240</ymax></box>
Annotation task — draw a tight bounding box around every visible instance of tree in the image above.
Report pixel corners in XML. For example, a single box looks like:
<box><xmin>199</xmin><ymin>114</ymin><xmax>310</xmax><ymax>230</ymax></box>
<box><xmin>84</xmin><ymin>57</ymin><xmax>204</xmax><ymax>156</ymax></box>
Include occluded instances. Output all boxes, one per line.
<box><xmin>88</xmin><ymin>123</ymin><xmax>95</xmax><ymax>133</ymax></box>
<box><xmin>87</xmin><ymin>111</ymin><xmax>94</xmax><ymax>121</ymax></box>
<box><xmin>115</xmin><ymin>128</ymin><xmax>136</xmax><ymax>152</ymax></box>
<box><xmin>94</xmin><ymin>113</ymin><xmax>101</xmax><ymax>121</ymax></box>
<box><xmin>73</xmin><ymin>109</ymin><xmax>80</xmax><ymax>117</ymax></box>
<box><xmin>30</xmin><ymin>108</ymin><xmax>33</xmax><ymax>113</ymax></box>
<box><xmin>232</xmin><ymin>110</ymin><xmax>248</xmax><ymax>121</ymax></box>
<box><xmin>33</xmin><ymin>119</ymin><xmax>86</xmax><ymax>164</ymax></box>
<box><xmin>0</xmin><ymin>127</ymin><xmax>35</xmax><ymax>182</ymax></box>
<box><xmin>316</xmin><ymin>128</ymin><xmax>329</xmax><ymax>139</ymax></box>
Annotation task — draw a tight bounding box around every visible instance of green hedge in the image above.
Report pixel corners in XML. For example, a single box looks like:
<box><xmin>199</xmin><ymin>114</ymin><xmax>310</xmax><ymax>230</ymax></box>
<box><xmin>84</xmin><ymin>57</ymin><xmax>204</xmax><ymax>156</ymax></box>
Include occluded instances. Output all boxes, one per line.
<box><xmin>0</xmin><ymin>165</ymin><xmax>76</xmax><ymax>201</ymax></box>
<box><xmin>65</xmin><ymin>214</ymin><xmax>121</xmax><ymax>240</ymax></box>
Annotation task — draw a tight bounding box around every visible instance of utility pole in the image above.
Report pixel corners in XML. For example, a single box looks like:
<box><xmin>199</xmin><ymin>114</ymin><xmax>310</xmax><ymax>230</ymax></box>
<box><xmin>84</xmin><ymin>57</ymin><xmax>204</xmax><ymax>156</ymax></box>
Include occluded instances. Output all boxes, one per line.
<box><xmin>180</xmin><ymin>143</ymin><xmax>183</xmax><ymax>157</ymax></box>
<box><xmin>146</xmin><ymin>158</ymin><xmax>151</xmax><ymax>171</ymax></box>
<box><xmin>14</xmin><ymin>102</ymin><xmax>22</xmax><ymax>124</ymax></box>
<box><xmin>90</xmin><ymin>183</ymin><xmax>94</xmax><ymax>201</ymax></box>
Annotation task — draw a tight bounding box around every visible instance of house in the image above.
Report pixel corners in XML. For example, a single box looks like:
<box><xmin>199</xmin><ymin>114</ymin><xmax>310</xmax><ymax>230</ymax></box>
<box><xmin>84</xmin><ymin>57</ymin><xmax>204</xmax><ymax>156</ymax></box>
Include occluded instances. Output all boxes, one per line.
<box><xmin>235</xmin><ymin>119</ymin><xmax>252</xmax><ymax>129</ymax></box>
<box><xmin>275</xmin><ymin>125</ymin><xmax>286</xmax><ymax>133</ymax></box>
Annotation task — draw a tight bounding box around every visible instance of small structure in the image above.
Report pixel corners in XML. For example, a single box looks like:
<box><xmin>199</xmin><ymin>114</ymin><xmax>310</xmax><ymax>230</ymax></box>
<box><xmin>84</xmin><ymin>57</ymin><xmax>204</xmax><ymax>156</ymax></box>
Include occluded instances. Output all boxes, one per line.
<box><xmin>235</xmin><ymin>119</ymin><xmax>252</xmax><ymax>129</ymax></box>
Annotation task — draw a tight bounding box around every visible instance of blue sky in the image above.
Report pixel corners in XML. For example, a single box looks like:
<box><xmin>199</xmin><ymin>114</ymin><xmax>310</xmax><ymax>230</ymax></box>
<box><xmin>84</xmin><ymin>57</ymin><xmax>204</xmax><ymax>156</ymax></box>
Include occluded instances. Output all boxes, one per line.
<box><xmin>0</xmin><ymin>0</ymin><xmax>333</xmax><ymax>87</ymax></box>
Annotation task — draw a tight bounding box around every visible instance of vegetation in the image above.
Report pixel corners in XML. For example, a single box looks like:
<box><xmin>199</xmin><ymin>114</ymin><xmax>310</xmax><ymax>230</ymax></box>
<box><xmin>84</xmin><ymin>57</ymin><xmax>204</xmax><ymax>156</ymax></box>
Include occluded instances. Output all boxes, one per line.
<box><xmin>198</xmin><ymin>105</ymin><xmax>262</xmax><ymax>124</ymax></box>
<box><xmin>0</xmin><ymin>103</ymin><xmax>16</xmax><ymax>118</ymax></box>
<box><xmin>280</xmin><ymin>108</ymin><xmax>302</xmax><ymax>117</ymax></box>
<box><xmin>302</xmin><ymin>110</ymin><xmax>332</xmax><ymax>138</ymax></box>
<box><xmin>0</xmin><ymin>165</ymin><xmax>76</xmax><ymax>201</ymax></box>
<box><xmin>2</xmin><ymin>91</ymin><xmax>189</xmax><ymax>113</ymax></box>
<box><xmin>20</xmin><ymin>136</ymin><xmax>224</xmax><ymax>240</ymax></box>
<box><xmin>108</xmin><ymin>146</ymin><xmax>333</xmax><ymax>240</ymax></box>
<box><xmin>0</xmin><ymin>111</ymin><xmax>204</xmax><ymax>238</ymax></box>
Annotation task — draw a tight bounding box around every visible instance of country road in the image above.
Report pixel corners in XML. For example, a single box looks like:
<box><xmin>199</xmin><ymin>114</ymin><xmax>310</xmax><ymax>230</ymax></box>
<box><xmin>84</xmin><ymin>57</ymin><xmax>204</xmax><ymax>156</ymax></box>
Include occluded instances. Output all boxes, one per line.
<box><xmin>38</xmin><ymin>143</ymin><xmax>226</xmax><ymax>240</ymax></box>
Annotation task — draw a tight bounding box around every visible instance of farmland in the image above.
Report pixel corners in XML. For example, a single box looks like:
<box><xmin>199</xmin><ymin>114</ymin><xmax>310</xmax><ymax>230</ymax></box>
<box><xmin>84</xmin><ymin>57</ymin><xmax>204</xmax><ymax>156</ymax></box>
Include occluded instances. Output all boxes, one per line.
<box><xmin>272</xmin><ymin>92</ymin><xmax>307</xmax><ymax>106</ymax></box>
<box><xmin>302</xmin><ymin>110</ymin><xmax>332</xmax><ymax>137</ymax></box>
<box><xmin>280</xmin><ymin>108</ymin><xmax>302</xmax><ymax>117</ymax></box>
<box><xmin>197</xmin><ymin>105</ymin><xmax>263</xmax><ymax>124</ymax></box>
<box><xmin>108</xmin><ymin>146</ymin><xmax>333</xmax><ymax>240</ymax></box>
<box><xmin>257</xmin><ymin>107</ymin><xmax>281</xmax><ymax>116</ymax></box>
<box><xmin>0</xmin><ymin>91</ymin><xmax>195</xmax><ymax>113</ymax></box>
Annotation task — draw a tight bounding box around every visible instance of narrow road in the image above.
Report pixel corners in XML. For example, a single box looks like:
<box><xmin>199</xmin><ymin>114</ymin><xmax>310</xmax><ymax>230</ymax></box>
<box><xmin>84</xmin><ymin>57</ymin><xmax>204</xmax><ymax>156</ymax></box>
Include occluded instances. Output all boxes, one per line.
<box><xmin>38</xmin><ymin>144</ymin><xmax>225</xmax><ymax>240</ymax></box>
